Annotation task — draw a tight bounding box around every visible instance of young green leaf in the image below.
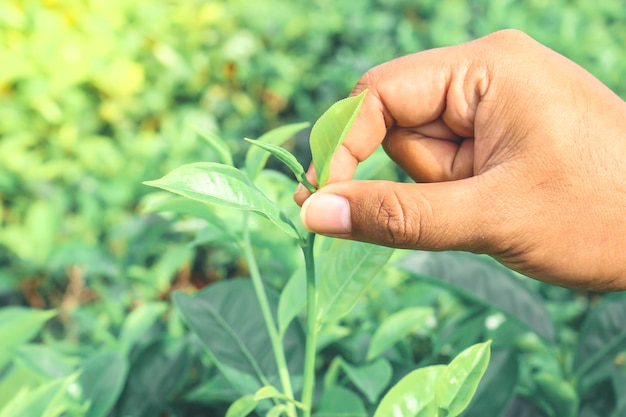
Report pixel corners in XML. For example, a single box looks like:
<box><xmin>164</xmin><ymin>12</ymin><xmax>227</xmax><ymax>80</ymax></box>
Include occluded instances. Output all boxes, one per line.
<box><xmin>266</xmin><ymin>404</ymin><xmax>290</xmax><ymax>417</ymax></box>
<box><xmin>144</xmin><ymin>162</ymin><xmax>299</xmax><ymax>239</ymax></box>
<box><xmin>366</xmin><ymin>307</ymin><xmax>435</xmax><ymax>361</ymax></box>
<box><xmin>194</xmin><ymin>127</ymin><xmax>234</xmax><ymax>166</ymax></box>
<box><xmin>435</xmin><ymin>340</ymin><xmax>492</xmax><ymax>417</ymax></box>
<box><xmin>0</xmin><ymin>307</ymin><xmax>56</xmax><ymax>371</ymax></box>
<box><xmin>226</xmin><ymin>395</ymin><xmax>257</xmax><ymax>417</ymax></box>
<box><xmin>245</xmin><ymin>122</ymin><xmax>310</xmax><ymax>180</ymax></box>
<box><xmin>253</xmin><ymin>386</ymin><xmax>306</xmax><ymax>410</ymax></box>
<box><xmin>0</xmin><ymin>372</ymin><xmax>80</xmax><ymax>417</ymax></box>
<box><xmin>373</xmin><ymin>365</ymin><xmax>445</xmax><ymax>417</ymax></box>
<box><xmin>310</xmin><ymin>89</ymin><xmax>367</xmax><ymax>187</ymax></box>
<box><xmin>244</xmin><ymin>139</ymin><xmax>316</xmax><ymax>192</ymax></box>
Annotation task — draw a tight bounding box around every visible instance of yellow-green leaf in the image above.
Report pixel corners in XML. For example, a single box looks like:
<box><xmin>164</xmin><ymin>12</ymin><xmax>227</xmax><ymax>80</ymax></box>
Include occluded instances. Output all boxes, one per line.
<box><xmin>144</xmin><ymin>162</ymin><xmax>299</xmax><ymax>239</ymax></box>
<box><xmin>310</xmin><ymin>90</ymin><xmax>367</xmax><ymax>187</ymax></box>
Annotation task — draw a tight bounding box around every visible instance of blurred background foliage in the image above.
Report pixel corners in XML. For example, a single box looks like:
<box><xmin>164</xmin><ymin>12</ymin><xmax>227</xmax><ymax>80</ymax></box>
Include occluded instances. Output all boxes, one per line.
<box><xmin>1</xmin><ymin>0</ymin><xmax>625</xmax><ymax>416</ymax></box>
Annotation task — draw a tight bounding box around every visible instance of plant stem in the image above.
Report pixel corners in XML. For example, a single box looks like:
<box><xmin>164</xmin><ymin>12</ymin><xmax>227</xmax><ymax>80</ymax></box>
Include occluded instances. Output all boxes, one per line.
<box><xmin>241</xmin><ymin>215</ymin><xmax>296</xmax><ymax>409</ymax></box>
<box><xmin>301</xmin><ymin>232</ymin><xmax>317</xmax><ymax>417</ymax></box>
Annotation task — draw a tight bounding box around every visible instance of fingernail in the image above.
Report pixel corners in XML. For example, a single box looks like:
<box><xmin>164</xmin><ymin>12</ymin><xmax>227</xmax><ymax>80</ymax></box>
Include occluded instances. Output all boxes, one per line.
<box><xmin>294</xmin><ymin>182</ymin><xmax>304</xmax><ymax>195</ymax></box>
<box><xmin>300</xmin><ymin>194</ymin><xmax>351</xmax><ymax>234</ymax></box>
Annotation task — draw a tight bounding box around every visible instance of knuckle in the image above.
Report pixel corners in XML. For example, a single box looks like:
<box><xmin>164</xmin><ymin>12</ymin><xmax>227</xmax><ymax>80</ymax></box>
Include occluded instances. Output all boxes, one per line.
<box><xmin>353</xmin><ymin>68</ymin><xmax>377</xmax><ymax>95</ymax></box>
<box><xmin>375</xmin><ymin>191</ymin><xmax>423</xmax><ymax>248</ymax></box>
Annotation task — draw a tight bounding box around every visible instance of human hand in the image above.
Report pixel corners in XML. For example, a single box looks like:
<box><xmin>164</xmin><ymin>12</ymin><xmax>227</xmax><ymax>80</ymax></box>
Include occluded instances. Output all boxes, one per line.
<box><xmin>295</xmin><ymin>30</ymin><xmax>626</xmax><ymax>291</ymax></box>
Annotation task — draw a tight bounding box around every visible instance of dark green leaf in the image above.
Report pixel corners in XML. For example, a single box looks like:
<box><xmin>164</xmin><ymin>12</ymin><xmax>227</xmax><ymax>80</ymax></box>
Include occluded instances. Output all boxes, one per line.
<box><xmin>172</xmin><ymin>279</ymin><xmax>305</xmax><ymax>395</ymax></box>
<box><xmin>436</xmin><ymin>341</ymin><xmax>492</xmax><ymax>417</ymax></box>
<box><xmin>612</xmin><ymin>369</ymin><xmax>626</xmax><ymax>417</ymax></box>
<box><xmin>367</xmin><ymin>307</ymin><xmax>434</xmax><ymax>361</ymax></box>
<box><xmin>314</xmin><ymin>385</ymin><xmax>367</xmax><ymax>417</ymax></box>
<box><xmin>310</xmin><ymin>90</ymin><xmax>367</xmax><ymax>187</ymax></box>
<box><xmin>534</xmin><ymin>373</ymin><xmax>578</xmax><ymax>417</ymax></box>
<box><xmin>144</xmin><ymin>162</ymin><xmax>299</xmax><ymax>239</ymax></box>
<box><xmin>244</xmin><ymin>122</ymin><xmax>310</xmax><ymax>181</ymax></box>
<box><xmin>462</xmin><ymin>349</ymin><xmax>518</xmax><ymax>417</ymax></box>
<box><xmin>115</xmin><ymin>339</ymin><xmax>190</xmax><ymax>417</ymax></box>
<box><xmin>574</xmin><ymin>292</ymin><xmax>626</xmax><ymax>390</ymax></box>
<box><xmin>318</xmin><ymin>239</ymin><xmax>393</xmax><ymax>324</ymax></box>
<box><xmin>503</xmin><ymin>397</ymin><xmax>549</xmax><ymax>417</ymax></box>
<box><xmin>396</xmin><ymin>252</ymin><xmax>555</xmax><ymax>343</ymax></box>
<box><xmin>340</xmin><ymin>358</ymin><xmax>393</xmax><ymax>404</ymax></box>
<box><xmin>374</xmin><ymin>365</ymin><xmax>445</xmax><ymax>417</ymax></box>
<box><xmin>184</xmin><ymin>374</ymin><xmax>239</xmax><ymax>405</ymax></box>
<box><xmin>81</xmin><ymin>349</ymin><xmax>129</xmax><ymax>417</ymax></box>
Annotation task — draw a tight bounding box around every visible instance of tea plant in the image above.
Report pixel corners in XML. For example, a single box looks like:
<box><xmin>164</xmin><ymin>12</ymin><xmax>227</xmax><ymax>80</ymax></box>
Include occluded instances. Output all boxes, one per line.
<box><xmin>144</xmin><ymin>91</ymin><xmax>492</xmax><ymax>417</ymax></box>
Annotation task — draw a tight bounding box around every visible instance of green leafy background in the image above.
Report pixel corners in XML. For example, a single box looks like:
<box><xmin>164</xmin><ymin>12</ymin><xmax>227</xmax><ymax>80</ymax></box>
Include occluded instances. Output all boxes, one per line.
<box><xmin>1</xmin><ymin>0</ymin><xmax>625</xmax><ymax>416</ymax></box>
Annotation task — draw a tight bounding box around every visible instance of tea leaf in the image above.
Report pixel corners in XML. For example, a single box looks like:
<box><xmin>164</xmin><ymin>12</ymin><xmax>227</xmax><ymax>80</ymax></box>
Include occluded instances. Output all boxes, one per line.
<box><xmin>435</xmin><ymin>340</ymin><xmax>492</xmax><ymax>417</ymax></box>
<box><xmin>277</xmin><ymin>265</ymin><xmax>306</xmax><ymax>336</ymax></box>
<box><xmin>266</xmin><ymin>404</ymin><xmax>290</xmax><ymax>417</ymax></box>
<box><xmin>80</xmin><ymin>349</ymin><xmax>129</xmax><ymax>417</ymax></box>
<box><xmin>226</xmin><ymin>395</ymin><xmax>257</xmax><ymax>417</ymax></box>
<box><xmin>315</xmin><ymin>385</ymin><xmax>367</xmax><ymax>417</ymax></box>
<box><xmin>373</xmin><ymin>365</ymin><xmax>445</xmax><ymax>417</ymax></box>
<box><xmin>396</xmin><ymin>251</ymin><xmax>555</xmax><ymax>343</ymax></box>
<box><xmin>254</xmin><ymin>386</ymin><xmax>306</xmax><ymax>409</ymax></box>
<box><xmin>244</xmin><ymin>139</ymin><xmax>315</xmax><ymax>192</ymax></box>
<box><xmin>0</xmin><ymin>372</ymin><xmax>79</xmax><ymax>417</ymax></box>
<box><xmin>172</xmin><ymin>279</ymin><xmax>305</xmax><ymax>396</ymax></box>
<box><xmin>310</xmin><ymin>90</ymin><xmax>367</xmax><ymax>187</ymax></box>
<box><xmin>195</xmin><ymin>128</ymin><xmax>234</xmax><ymax>166</ymax></box>
<box><xmin>367</xmin><ymin>307</ymin><xmax>434</xmax><ymax>361</ymax></box>
<box><xmin>245</xmin><ymin>122</ymin><xmax>310</xmax><ymax>181</ymax></box>
<box><xmin>534</xmin><ymin>373</ymin><xmax>578</xmax><ymax>417</ymax></box>
<box><xmin>462</xmin><ymin>349</ymin><xmax>518</xmax><ymax>417</ymax></box>
<box><xmin>339</xmin><ymin>359</ymin><xmax>393</xmax><ymax>404</ymax></box>
<box><xmin>119</xmin><ymin>302</ymin><xmax>168</xmax><ymax>355</ymax></box>
<box><xmin>116</xmin><ymin>339</ymin><xmax>190</xmax><ymax>417</ymax></box>
<box><xmin>317</xmin><ymin>239</ymin><xmax>393</xmax><ymax>324</ymax></box>
<box><xmin>0</xmin><ymin>308</ymin><xmax>56</xmax><ymax>370</ymax></box>
<box><xmin>144</xmin><ymin>162</ymin><xmax>299</xmax><ymax>239</ymax></box>
<box><xmin>573</xmin><ymin>292</ymin><xmax>626</xmax><ymax>390</ymax></box>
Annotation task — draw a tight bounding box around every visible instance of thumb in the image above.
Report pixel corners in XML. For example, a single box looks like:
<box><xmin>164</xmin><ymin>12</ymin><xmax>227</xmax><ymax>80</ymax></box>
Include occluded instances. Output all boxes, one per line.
<box><xmin>300</xmin><ymin>178</ymin><xmax>500</xmax><ymax>253</ymax></box>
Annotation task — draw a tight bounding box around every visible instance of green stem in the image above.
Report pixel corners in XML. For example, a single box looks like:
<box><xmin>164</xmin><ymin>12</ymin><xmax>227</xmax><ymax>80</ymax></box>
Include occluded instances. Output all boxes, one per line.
<box><xmin>298</xmin><ymin>174</ymin><xmax>317</xmax><ymax>193</ymax></box>
<box><xmin>241</xmin><ymin>215</ymin><xmax>296</xmax><ymax>409</ymax></box>
<box><xmin>301</xmin><ymin>232</ymin><xmax>317</xmax><ymax>417</ymax></box>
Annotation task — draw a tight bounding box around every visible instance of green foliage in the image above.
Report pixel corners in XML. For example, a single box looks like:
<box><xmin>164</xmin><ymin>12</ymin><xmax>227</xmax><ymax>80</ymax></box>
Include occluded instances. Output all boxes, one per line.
<box><xmin>2</xmin><ymin>0</ymin><xmax>626</xmax><ymax>416</ymax></box>
<box><xmin>144</xmin><ymin>162</ymin><xmax>300</xmax><ymax>238</ymax></box>
<box><xmin>310</xmin><ymin>90</ymin><xmax>367</xmax><ymax>186</ymax></box>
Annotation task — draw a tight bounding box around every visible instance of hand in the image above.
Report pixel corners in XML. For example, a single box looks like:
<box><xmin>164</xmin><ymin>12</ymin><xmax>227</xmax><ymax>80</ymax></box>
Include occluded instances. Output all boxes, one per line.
<box><xmin>295</xmin><ymin>30</ymin><xmax>626</xmax><ymax>291</ymax></box>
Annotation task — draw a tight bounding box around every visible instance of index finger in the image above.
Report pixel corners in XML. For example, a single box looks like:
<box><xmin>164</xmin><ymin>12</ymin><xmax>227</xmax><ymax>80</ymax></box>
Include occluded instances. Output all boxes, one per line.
<box><xmin>294</xmin><ymin>37</ymin><xmax>490</xmax><ymax>205</ymax></box>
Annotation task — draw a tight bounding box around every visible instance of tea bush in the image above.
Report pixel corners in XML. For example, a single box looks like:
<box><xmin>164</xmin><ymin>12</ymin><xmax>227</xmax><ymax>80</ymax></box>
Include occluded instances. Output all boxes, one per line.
<box><xmin>1</xmin><ymin>0</ymin><xmax>625</xmax><ymax>416</ymax></box>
